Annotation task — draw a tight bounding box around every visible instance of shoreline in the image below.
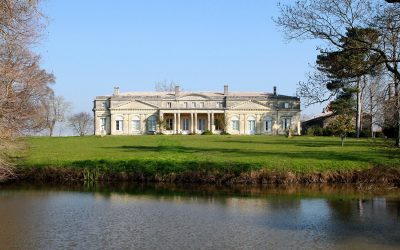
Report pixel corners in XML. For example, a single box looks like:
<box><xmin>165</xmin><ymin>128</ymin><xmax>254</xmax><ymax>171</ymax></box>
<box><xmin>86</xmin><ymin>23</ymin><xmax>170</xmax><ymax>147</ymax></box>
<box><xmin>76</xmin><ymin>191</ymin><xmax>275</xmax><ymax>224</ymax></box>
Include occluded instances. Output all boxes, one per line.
<box><xmin>7</xmin><ymin>165</ymin><xmax>400</xmax><ymax>186</ymax></box>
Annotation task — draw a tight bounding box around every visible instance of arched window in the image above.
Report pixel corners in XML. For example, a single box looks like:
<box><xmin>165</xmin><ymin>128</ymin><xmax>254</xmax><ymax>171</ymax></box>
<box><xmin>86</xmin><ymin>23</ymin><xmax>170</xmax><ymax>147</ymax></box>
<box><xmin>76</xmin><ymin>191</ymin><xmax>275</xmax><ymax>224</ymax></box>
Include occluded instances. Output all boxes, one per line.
<box><xmin>147</xmin><ymin>116</ymin><xmax>157</xmax><ymax>132</ymax></box>
<box><xmin>247</xmin><ymin>116</ymin><xmax>256</xmax><ymax>134</ymax></box>
<box><xmin>115</xmin><ymin>116</ymin><xmax>124</xmax><ymax>131</ymax></box>
<box><xmin>264</xmin><ymin>117</ymin><xmax>272</xmax><ymax>132</ymax></box>
<box><xmin>132</xmin><ymin>116</ymin><xmax>140</xmax><ymax>132</ymax></box>
<box><xmin>231</xmin><ymin>116</ymin><xmax>239</xmax><ymax>131</ymax></box>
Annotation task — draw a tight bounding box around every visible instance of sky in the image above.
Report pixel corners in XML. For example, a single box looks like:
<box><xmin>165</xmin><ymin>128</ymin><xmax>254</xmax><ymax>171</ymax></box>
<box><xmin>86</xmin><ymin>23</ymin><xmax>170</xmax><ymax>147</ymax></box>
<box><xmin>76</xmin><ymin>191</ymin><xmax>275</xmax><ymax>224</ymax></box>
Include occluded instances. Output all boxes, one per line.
<box><xmin>37</xmin><ymin>0</ymin><xmax>324</xmax><ymax>117</ymax></box>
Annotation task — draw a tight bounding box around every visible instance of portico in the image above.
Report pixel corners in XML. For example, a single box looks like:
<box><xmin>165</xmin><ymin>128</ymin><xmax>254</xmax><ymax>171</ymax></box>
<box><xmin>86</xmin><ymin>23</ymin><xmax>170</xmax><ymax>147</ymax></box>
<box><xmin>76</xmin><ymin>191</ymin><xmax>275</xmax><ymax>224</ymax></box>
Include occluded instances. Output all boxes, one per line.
<box><xmin>160</xmin><ymin>111</ymin><xmax>224</xmax><ymax>134</ymax></box>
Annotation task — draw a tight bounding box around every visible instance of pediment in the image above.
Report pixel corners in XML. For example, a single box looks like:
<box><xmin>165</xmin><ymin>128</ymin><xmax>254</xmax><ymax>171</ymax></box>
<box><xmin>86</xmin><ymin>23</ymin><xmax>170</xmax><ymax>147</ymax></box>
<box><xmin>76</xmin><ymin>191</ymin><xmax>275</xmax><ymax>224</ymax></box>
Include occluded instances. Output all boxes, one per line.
<box><xmin>113</xmin><ymin>100</ymin><xmax>158</xmax><ymax>110</ymax></box>
<box><xmin>229</xmin><ymin>101</ymin><xmax>268</xmax><ymax>110</ymax></box>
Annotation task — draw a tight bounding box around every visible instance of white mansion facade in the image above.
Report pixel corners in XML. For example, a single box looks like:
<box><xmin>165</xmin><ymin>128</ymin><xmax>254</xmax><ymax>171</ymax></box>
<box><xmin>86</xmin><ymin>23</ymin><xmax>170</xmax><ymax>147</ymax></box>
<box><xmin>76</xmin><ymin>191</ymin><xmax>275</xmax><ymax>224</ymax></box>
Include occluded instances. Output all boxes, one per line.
<box><xmin>93</xmin><ymin>85</ymin><xmax>301</xmax><ymax>135</ymax></box>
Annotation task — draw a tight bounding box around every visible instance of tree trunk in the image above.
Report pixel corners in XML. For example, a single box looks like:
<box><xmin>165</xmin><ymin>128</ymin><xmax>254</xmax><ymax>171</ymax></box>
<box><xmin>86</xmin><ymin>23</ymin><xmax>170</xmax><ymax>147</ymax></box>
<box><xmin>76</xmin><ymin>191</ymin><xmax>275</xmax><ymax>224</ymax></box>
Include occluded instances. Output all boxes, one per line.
<box><xmin>48</xmin><ymin>120</ymin><xmax>56</xmax><ymax>136</ymax></box>
<box><xmin>356</xmin><ymin>80</ymin><xmax>362</xmax><ymax>138</ymax></box>
<box><xmin>395</xmin><ymin>79</ymin><xmax>400</xmax><ymax>147</ymax></box>
<box><xmin>369</xmin><ymin>85</ymin><xmax>374</xmax><ymax>138</ymax></box>
<box><xmin>341</xmin><ymin>133</ymin><xmax>345</xmax><ymax>147</ymax></box>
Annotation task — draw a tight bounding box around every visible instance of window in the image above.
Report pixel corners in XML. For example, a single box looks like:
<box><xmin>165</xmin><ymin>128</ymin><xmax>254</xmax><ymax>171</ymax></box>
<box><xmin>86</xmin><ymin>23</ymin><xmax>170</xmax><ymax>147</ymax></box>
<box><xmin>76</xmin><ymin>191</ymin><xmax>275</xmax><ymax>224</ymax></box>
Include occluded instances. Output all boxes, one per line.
<box><xmin>101</xmin><ymin>101</ymin><xmax>108</xmax><ymax>108</ymax></box>
<box><xmin>199</xmin><ymin>102</ymin><xmax>205</xmax><ymax>108</ymax></box>
<box><xmin>167</xmin><ymin>102</ymin><xmax>172</xmax><ymax>108</ymax></box>
<box><xmin>216</xmin><ymin>102</ymin><xmax>223</xmax><ymax>108</ymax></box>
<box><xmin>198</xmin><ymin>118</ymin><xmax>206</xmax><ymax>131</ymax></box>
<box><xmin>214</xmin><ymin>119</ymin><xmax>222</xmax><ymax>130</ymax></box>
<box><xmin>116</xmin><ymin>119</ymin><xmax>123</xmax><ymax>131</ymax></box>
<box><xmin>184</xmin><ymin>102</ymin><xmax>188</xmax><ymax>108</ymax></box>
<box><xmin>181</xmin><ymin>118</ymin><xmax>189</xmax><ymax>130</ymax></box>
<box><xmin>100</xmin><ymin>118</ymin><xmax>107</xmax><ymax>131</ymax></box>
<box><xmin>284</xmin><ymin>102</ymin><xmax>290</xmax><ymax>109</ymax></box>
<box><xmin>166</xmin><ymin>118</ymin><xmax>173</xmax><ymax>130</ymax></box>
<box><xmin>247</xmin><ymin>116</ymin><xmax>256</xmax><ymax>134</ymax></box>
<box><xmin>283</xmin><ymin>117</ymin><xmax>291</xmax><ymax>130</ymax></box>
<box><xmin>265</xmin><ymin>119</ymin><xmax>272</xmax><ymax>132</ymax></box>
<box><xmin>248</xmin><ymin>120</ymin><xmax>256</xmax><ymax>131</ymax></box>
<box><xmin>147</xmin><ymin>116</ymin><xmax>156</xmax><ymax>132</ymax></box>
<box><xmin>231</xmin><ymin>116</ymin><xmax>239</xmax><ymax>131</ymax></box>
<box><xmin>192</xmin><ymin>102</ymin><xmax>196</xmax><ymax>108</ymax></box>
<box><xmin>132</xmin><ymin>117</ymin><xmax>140</xmax><ymax>131</ymax></box>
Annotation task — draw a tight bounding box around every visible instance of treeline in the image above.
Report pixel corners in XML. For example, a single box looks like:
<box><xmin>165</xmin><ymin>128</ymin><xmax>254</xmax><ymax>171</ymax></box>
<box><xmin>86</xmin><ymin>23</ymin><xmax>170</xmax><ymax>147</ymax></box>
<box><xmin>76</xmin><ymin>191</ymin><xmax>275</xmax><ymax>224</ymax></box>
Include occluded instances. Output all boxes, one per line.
<box><xmin>0</xmin><ymin>1</ymin><xmax>94</xmax><ymax>182</ymax></box>
<box><xmin>276</xmin><ymin>0</ymin><xmax>400</xmax><ymax>146</ymax></box>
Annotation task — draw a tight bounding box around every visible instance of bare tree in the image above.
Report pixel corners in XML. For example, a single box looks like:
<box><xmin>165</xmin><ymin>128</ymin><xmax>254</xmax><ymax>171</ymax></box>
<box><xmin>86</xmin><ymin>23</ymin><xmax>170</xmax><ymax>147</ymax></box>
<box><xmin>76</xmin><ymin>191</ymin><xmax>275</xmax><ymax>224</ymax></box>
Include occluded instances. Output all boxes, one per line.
<box><xmin>0</xmin><ymin>47</ymin><xmax>54</xmax><ymax>181</ymax></box>
<box><xmin>0</xmin><ymin>0</ymin><xmax>52</xmax><ymax>181</ymax></box>
<box><xmin>155</xmin><ymin>80</ymin><xmax>180</xmax><ymax>92</ymax></box>
<box><xmin>360</xmin><ymin>72</ymin><xmax>387</xmax><ymax>136</ymax></box>
<box><xmin>42</xmin><ymin>94</ymin><xmax>71</xmax><ymax>136</ymax></box>
<box><xmin>276</xmin><ymin>0</ymin><xmax>400</xmax><ymax>146</ymax></box>
<box><xmin>68</xmin><ymin>112</ymin><xmax>93</xmax><ymax>136</ymax></box>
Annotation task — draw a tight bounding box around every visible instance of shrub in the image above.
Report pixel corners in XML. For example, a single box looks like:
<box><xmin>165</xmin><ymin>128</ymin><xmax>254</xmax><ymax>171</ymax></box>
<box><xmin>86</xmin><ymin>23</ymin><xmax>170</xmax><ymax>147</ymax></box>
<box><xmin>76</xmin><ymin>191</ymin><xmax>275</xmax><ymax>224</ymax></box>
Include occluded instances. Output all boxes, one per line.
<box><xmin>322</xmin><ymin>128</ymin><xmax>333</xmax><ymax>136</ymax></box>
<box><xmin>359</xmin><ymin>130</ymin><xmax>371</xmax><ymax>138</ymax></box>
<box><xmin>306</xmin><ymin>127</ymin><xmax>315</xmax><ymax>136</ymax></box>
<box><xmin>347</xmin><ymin>131</ymin><xmax>356</xmax><ymax>138</ymax></box>
<box><xmin>314</xmin><ymin>126</ymin><xmax>324</xmax><ymax>136</ymax></box>
<box><xmin>220</xmin><ymin>131</ymin><xmax>230</xmax><ymax>135</ymax></box>
<box><xmin>202</xmin><ymin>130</ymin><xmax>213</xmax><ymax>135</ymax></box>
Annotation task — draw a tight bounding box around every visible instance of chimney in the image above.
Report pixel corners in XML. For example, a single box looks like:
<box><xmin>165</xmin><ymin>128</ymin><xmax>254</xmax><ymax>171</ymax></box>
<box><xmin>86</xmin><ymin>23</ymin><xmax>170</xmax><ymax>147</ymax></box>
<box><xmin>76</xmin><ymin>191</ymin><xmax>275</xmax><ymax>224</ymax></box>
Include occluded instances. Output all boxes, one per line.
<box><xmin>175</xmin><ymin>85</ymin><xmax>180</xmax><ymax>96</ymax></box>
<box><xmin>114</xmin><ymin>86</ymin><xmax>120</xmax><ymax>96</ymax></box>
<box><xmin>273</xmin><ymin>86</ymin><xmax>277</xmax><ymax>96</ymax></box>
<box><xmin>224</xmin><ymin>85</ymin><xmax>229</xmax><ymax>95</ymax></box>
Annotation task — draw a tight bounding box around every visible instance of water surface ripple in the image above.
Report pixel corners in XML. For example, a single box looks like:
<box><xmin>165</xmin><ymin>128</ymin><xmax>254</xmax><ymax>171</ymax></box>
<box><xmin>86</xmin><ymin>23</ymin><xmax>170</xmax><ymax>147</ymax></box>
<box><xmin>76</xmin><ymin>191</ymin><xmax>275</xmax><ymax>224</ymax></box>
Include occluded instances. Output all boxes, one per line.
<box><xmin>0</xmin><ymin>184</ymin><xmax>399</xmax><ymax>250</ymax></box>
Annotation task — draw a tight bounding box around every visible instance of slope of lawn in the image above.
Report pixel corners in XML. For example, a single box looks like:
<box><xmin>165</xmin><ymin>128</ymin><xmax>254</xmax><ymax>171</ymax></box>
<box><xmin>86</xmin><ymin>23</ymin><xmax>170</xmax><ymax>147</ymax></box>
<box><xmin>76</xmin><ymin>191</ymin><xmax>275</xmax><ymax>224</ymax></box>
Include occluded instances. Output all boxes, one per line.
<box><xmin>24</xmin><ymin>135</ymin><xmax>400</xmax><ymax>173</ymax></box>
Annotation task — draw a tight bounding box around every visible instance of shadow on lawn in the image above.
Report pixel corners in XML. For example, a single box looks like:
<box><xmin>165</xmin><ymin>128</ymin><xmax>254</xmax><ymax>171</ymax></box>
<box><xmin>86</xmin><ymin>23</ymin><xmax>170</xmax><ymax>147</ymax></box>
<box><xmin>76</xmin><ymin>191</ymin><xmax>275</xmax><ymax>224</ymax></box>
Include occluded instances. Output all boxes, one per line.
<box><xmin>101</xmin><ymin>145</ymin><xmax>384</xmax><ymax>164</ymax></box>
<box><xmin>216</xmin><ymin>138</ymin><xmax>384</xmax><ymax>148</ymax></box>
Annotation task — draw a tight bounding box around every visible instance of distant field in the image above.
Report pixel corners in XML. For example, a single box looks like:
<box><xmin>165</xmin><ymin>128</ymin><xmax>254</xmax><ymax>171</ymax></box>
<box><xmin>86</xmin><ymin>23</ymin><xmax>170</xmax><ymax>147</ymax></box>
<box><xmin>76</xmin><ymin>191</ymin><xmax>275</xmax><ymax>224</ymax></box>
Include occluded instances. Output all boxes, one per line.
<box><xmin>25</xmin><ymin>135</ymin><xmax>400</xmax><ymax>173</ymax></box>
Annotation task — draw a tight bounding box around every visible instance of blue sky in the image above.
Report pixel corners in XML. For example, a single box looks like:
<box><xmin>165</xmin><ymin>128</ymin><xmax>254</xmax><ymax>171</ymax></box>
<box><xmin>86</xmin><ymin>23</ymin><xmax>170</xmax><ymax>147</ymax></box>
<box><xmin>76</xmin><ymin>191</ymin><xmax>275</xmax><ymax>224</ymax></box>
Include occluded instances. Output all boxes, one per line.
<box><xmin>38</xmin><ymin>0</ymin><xmax>323</xmax><ymax>116</ymax></box>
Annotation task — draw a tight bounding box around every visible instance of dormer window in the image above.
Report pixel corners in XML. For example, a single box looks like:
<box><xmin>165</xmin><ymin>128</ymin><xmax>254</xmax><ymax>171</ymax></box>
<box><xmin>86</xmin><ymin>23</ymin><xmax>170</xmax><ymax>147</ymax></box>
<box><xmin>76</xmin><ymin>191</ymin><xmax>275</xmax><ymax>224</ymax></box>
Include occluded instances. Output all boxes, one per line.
<box><xmin>200</xmin><ymin>102</ymin><xmax>205</xmax><ymax>108</ymax></box>
<box><xmin>192</xmin><ymin>102</ymin><xmax>196</xmax><ymax>108</ymax></box>
<box><xmin>167</xmin><ymin>102</ymin><xmax>172</xmax><ymax>108</ymax></box>
<box><xmin>216</xmin><ymin>102</ymin><xmax>223</xmax><ymax>108</ymax></box>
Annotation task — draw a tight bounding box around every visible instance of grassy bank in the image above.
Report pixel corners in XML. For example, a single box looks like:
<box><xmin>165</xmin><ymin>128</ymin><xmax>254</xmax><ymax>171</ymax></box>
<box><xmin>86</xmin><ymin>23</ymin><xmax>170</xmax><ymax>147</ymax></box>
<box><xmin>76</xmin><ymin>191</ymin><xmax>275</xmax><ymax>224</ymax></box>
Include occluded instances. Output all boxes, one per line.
<box><xmin>17</xmin><ymin>135</ymin><xmax>400</xmax><ymax>184</ymax></box>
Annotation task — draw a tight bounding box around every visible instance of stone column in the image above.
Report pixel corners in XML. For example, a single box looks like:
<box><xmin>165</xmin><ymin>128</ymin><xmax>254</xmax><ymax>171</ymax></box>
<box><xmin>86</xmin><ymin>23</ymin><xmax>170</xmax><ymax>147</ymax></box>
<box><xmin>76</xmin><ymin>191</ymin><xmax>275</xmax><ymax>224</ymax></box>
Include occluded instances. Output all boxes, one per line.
<box><xmin>173</xmin><ymin>113</ymin><xmax>177</xmax><ymax>134</ymax></box>
<box><xmin>126</xmin><ymin>114</ymin><xmax>130</xmax><ymax>135</ymax></box>
<box><xmin>194</xmin><ymin>113</ymin><xmax>198</xmax><ymax>133</ymax></box>
<box><xmin>297</xmin><ymin>120</ymin><xmax>301</xmax><ymax>135</ymax></box>
<box><xmin>177</xmin><ymin>113</ymin><xmax>181</xmax><ymax>133</ymax></box>
<box><xmin>159</xmin><ymin>111</ymin><xmax>163</xmax><ymax>133</ymax></box>
<box><xmin>190</xmin><ymin>113</ymin><xmax>194</xmax><ymax>133</ymax></box>
<box><xmin>140</xmin><ymin>114</ymin><xmax>144</xmax><ymax>134</ymax></box>
<box><xmin>211</xmin><ymin>112</ymin><xmax>214</xmax><ymax>133</ymax></box>
<box><xmin>243</xmin><ymin>114</ymin><xmax>247</xmax><ymax>135</ymax></box>
<box><xmin>110</xmin><ymin>114</ymin><xmax>115</xmax><ymax>135</ymax></box>
<box><xmin>207</xmin><ymin>113</ymin><xmax>211</xmax><ymax>131</ymax></box>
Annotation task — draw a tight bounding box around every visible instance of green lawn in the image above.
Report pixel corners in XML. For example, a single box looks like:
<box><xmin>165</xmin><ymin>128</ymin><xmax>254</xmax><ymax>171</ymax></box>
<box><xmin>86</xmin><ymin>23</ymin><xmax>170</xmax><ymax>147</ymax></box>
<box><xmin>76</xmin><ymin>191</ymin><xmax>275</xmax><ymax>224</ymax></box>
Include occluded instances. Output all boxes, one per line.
<box><xmin>25</xmin><ymin>135</ymin><xmax>400</xmax><ymax>173</ymax></box>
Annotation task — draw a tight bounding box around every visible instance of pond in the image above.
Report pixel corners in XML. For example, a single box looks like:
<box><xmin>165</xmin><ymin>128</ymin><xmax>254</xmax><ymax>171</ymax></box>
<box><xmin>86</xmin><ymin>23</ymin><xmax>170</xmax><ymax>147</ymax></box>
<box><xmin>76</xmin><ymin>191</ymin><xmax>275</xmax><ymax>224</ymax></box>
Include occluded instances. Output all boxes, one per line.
<box><xmin>0</xmin><ymin>183</ymin><xmax>399</xmax><ymax>249</ymax></box>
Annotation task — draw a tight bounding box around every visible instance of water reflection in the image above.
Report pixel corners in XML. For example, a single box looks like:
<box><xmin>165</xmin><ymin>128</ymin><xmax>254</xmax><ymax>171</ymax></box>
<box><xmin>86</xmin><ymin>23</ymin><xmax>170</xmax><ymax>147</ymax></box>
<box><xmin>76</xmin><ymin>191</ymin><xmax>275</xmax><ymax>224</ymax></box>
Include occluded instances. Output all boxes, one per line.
<box><xmin>0</xmin><ymin>183</ymin><xmax>399</xmax><ymax>249</ymax></box>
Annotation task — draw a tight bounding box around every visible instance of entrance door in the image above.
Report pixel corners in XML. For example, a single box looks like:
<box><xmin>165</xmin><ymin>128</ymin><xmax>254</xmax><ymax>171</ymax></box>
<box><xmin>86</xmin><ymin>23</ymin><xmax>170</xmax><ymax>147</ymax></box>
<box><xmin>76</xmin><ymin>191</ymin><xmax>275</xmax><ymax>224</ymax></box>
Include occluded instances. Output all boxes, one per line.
<box><xmin>181</xmin><ymin>118</ymin><xmax>189</xmax><ymax>133</ymax></box>
<box><xmin>198</xmin><ymin>118</ymin><xmax>206</xmax><ymax>132</ymax></box>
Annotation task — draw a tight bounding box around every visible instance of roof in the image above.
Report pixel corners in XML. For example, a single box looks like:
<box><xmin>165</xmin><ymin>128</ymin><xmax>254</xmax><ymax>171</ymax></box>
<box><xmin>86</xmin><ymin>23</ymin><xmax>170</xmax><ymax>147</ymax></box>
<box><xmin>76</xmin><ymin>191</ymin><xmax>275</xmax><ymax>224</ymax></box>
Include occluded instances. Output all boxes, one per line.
<box><xmin>302</xmin><ymin>111</ymin><xmax>334</xmax><ymax>123</ymax></box>
<box><xmin>95</xmin><ymin>91</ymin><xmax>299</xmax><ymax>100</ymax></box>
